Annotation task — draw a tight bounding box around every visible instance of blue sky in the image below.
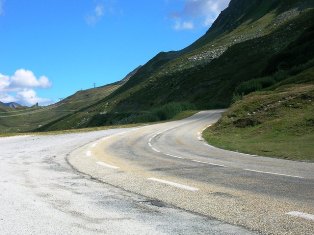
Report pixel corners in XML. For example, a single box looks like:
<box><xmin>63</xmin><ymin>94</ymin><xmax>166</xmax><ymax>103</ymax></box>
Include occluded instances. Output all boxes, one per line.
<box><xmin>0</xmin><ymin>0</ymin><xmax>230</xmax><ymax>106</ymax></box>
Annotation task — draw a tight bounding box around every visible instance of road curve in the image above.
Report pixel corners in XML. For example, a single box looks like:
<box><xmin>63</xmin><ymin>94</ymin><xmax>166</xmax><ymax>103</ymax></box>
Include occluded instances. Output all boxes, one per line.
<box><xmin>69</xmin><ymin>110</ymin><xmax>314</xmax><ymax>235</ymax></box>
<box><xmin>0</xmin><ymin>128</ymin><xmax>257</xmax><ymax>235</ymax></box>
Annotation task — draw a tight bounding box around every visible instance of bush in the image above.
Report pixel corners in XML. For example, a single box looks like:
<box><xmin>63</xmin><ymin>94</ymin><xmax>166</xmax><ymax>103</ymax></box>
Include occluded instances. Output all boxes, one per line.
<box><xmin>235</xmin><ymin>76</ymin><xmax>276</xmax><ymax>96</ymax></box>
<box><xmin>152</xmin><ymin>102</ymin><xmax>196</xmax><ymax>121</ymax></box>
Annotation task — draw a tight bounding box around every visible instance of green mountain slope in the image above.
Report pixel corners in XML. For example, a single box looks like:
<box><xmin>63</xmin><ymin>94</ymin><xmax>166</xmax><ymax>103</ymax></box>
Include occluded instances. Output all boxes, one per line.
<box><xmin>0</xmin><ymin>79</ymin><xmax>129</xmax><ymax>133</ymax></box>
<box><xmin>204</xmin><ymin>24</ymin><xmax>314</xmax><ymax>161</ymax></box>
<box><xmin>37</xmin><ymin>0</ymin><xmax>314</xmax><ymax>131</ymax></box>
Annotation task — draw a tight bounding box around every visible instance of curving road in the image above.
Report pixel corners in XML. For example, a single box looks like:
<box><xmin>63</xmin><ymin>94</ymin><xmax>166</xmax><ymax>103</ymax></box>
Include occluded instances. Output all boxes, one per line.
<box><xmin>0</xmin><ymin>126</ymin><xmax>256</xmax><ymax>234</ymax></box>
<box><xmin>69</xmin><ymin>110</ymin><xmax>314</xmax><ymax>235</ymax></box>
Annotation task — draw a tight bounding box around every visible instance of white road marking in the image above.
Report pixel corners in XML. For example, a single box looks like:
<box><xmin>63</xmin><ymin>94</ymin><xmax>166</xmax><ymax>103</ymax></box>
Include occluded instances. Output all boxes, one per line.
<box><xmin>202</xmin><ymin>124</ymin><xmax>211</xmax><ymax>132</ymax></box>
<box><xmin>91</xmin><ymin>143</ymin><xmax>97</xmax><ymax>148</ymax></box>
<box><xmin>148</xmin><ymin>143</ymin><xmax>152</xmax><ymax>148</ymax></box>
<box><xmin>149</xmin><ymin>137</ymin><xmax>152</xmax><ymax>142</ymax></box>
<box><xmin>96</xmin><ymin>161</ymin><xmax>119</xmax><ymax>169</ymax></box>
<box><xmin>192</xmin><ymin>160</ymin><xmax>227</xmax><ymax>168</ymax></box>
<box><xmin>244</xmin><ymin>169</ymin><xmax>304</xmax><ymax>179</ymax></box>
<box><xmin>152</xmin><ymin>147</ymin><xmax>161</xmax><ymax>153</ymax></box>
<box><xmin>166</xmin><ymin>153</ymin><xmax>183</xmax><ymax>159</ymax></box>
<box><xmin>148</xmin><ymin>178</ymin><xmax>199</xmax><ymax>192</ymax></box>
<box><xmin>86</xmin><ymin>151</ymin><xmax>92</xmax><ymax>157</ymax></box>
<box><xmin>286</xmin><ymin>211</ymin><xmax>314</xmax><ymax>221</ymax></box>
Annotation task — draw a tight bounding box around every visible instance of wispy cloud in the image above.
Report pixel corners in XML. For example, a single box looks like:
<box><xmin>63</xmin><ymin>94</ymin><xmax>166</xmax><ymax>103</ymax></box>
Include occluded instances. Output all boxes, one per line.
<box><xmin>0</xmin><ymin>0</ymin><xmax>5</xmax><ymax>16</ymax></box>
<box><xmin>0</xmin><ymin>69</ymin><xmax>52</xmax><ymax>106</ymax></box>
<box><xmin>86</xmin><ymin>3</ymin><xmax>105</xmax><ymax>26</ymax></box>
<box><xmin>174</xmin><ymin>20</ymin><xmax>194</xmax><ymax>31</ymax></box>
<box><xmin>170</xmin><ymin>0</ymin><xmax>230</xmax><ymax>30</ymax></box>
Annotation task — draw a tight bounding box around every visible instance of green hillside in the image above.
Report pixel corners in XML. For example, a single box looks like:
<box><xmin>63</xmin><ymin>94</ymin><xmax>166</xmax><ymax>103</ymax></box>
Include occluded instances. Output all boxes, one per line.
<box><xmin>204</xmin><ymin>23</ymin><xmax>314</xmax><ymax>161</ymax></box>
<box><xmin>0</xmin><ymin>81</ymin><xmax>125</xmax><ymax>133</ymax></box>
<box><xmin>36</xmin><ymin>0</ymin><xmax>314</xmax><ymax>131</ymax></box>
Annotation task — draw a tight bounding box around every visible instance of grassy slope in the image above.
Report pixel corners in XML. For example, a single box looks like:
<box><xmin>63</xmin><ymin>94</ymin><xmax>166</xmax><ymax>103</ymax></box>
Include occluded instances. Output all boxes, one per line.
<box><xmin>0</xmin><ymin>82</ymin><xmax>122</xmax><ymax>133</ymax></box>
<box><xmin>204</xmin><ymin>69</ymin><xmax>314</xmax><ymax>161</ymax></box>
<box><xmin>204</xmin><ymin>20</ymin><xmax>314</xmax><ymax>161</ymax></box>
<box><xmin>37</xmin><ymin>2</ymin><xmax>314</xmax><ymax>131</ymax></box>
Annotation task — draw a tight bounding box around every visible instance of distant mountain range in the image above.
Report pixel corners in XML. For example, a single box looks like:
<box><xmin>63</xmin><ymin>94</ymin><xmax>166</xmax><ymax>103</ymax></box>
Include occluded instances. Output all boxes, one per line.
<box><xmin>0</xmin><ymin>102</ymin><xmax>23</xmax><ymax>109</ymax></box>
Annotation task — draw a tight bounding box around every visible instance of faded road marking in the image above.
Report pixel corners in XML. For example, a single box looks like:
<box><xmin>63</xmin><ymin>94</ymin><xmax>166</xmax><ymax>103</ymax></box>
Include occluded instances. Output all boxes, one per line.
<box><xmin>96</xmin><ymin>161</ymin><xmax>119</xmax><ymax>170</ymax></box>
<box><xmin>165</xmin><ymin>153</ymin><xmax>183</xmax><ymax>159</ymax></box>
<box><xmin>286</xmin><ymin>211</ymin><xmax>314</xmax><ymax>221</ymax></box>
<box><xmin>86</xmin><ymin>151</ymin><xmax>92</xmax><ymax>157</ymax></box>
<box><xmin>244</xmin><ymin>169</ymin><xmax>304</xmax><ymax>179</ymax></box>
<box><xmin>192</xmin><ymin>160</ymin><xmax>227</xmax><ymax>168</ymax></box>
<box><xmin>148</xmin><ymin>178</ymin><xmax>199</xmax><ymax>192</ymax></box>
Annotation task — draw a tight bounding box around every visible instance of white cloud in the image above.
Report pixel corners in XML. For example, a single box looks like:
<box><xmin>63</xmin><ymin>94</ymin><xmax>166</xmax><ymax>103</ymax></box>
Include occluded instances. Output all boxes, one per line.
<box><xmin>0</xmin><ymin>93</ymin><xmax>16</xmax><ymax>104</ymax></box>
<box><xmin>86</xmin><ymin>3</ymin><xmax>105</xmax><ymax>26</ymax></box>
<box><xmin>16</xmin><ymin>89</ymin><xmax>52</xmax><ymax>106</ymax></box>
<box><xmin>11</xmin><ymin>69</ymin><xmax>51</xmax><ymax>89</ymax></box>
<box><xmin>0</xmin><ymin>73</ymin><xmax>10</xmax><ymax>90</ymax></box>
<box><xmin>170</xmin><ymin>0</ymin><xmax>230</xmax><ymax>30</ymax></box>
<box><xmin>0</xmin><ymin>69</ymin><xmax>52</xmax><ymax>106</ymax></box>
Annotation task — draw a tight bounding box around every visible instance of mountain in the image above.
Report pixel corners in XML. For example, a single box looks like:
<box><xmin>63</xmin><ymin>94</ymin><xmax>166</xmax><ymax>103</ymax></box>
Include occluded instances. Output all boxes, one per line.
<box><xmin>35</xmin><ymin>0</ymin><xmax>314</xmax><ymax>131</ymax></box>
<box><xmin>0</xmin><ymin>68</ymin><xmax>138</xmax><ymax>133</ymax></box>
<box><xmin>2</xmin><ymin>102</ymin><xmax>23</xmax><ymax>109</ymax></box>
<box><xmin>1</xmin><ymin>0</ymin><xmax>313</xmax><ymax>134</ymax></box>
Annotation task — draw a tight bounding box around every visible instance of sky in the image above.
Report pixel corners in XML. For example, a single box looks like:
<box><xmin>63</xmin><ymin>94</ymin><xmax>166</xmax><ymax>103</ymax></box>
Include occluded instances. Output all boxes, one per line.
<box><xmin>0</xmin><ymin>0</ymin><xmax>230</xmax><ymax>106</ymax></box>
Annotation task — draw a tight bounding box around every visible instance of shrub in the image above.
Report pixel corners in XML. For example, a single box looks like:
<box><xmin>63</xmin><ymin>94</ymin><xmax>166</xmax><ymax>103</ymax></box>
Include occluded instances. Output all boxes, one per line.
<box><xmin>235</xmin><ymin>76</ymin><xmax>276</xmax><ymax>96</ymax></box>
<box><xmin>152</xmin><ymin>102</ymin><xmax>196</xmax><ymax>121</ymax></box>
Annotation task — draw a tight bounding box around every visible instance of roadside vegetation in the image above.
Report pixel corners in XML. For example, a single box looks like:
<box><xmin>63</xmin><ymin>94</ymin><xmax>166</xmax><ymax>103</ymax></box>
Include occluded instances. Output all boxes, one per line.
<box><xmin>203</xmin><ymin>23</ymin><xmax>314</xmax><ymax>161</ymax></box>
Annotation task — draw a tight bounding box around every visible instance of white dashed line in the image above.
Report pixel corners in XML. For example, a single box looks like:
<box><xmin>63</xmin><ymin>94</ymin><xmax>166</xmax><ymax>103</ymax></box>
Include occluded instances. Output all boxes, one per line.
<box><xmin>96</xmin><ymin>161</ymin><xmax>119</xmax><ymax>169</ymax></box>
<box><xmin>152</xmin><ymin>147</ymin><xmax>161</xmax><ymax>153</ymax></box>
<box><xmin>148</xmin><ymin>143</ymin><xmax>152</xmax><ymax>148</ymax></box>
<box><xmin>165</xmin><ymin>153</ymin><xmax>183</xmax><ymax>159</ymax></box>
<box><xmin>286</xmin><ymin>211</ymin><xmax>314</xmax><ymax>221</ymax></box>
<box><xmin>86</xmin><ymin>151</ymin><xmax>92</xmax><ymax>157</ymax></box>
<box><xmin>192</xmin><ymin>160</ymin><xmax>227</xmax><ymax>168</ymax></box>
<box><xmin>148</xmin><ymin>178</ymin><xmax>199</xmax><ymax>192</ymax></box>
<box><xmin>244</xmin><ymin>169</ymin><xmax>304</xmax><ymax>179</ymax></box>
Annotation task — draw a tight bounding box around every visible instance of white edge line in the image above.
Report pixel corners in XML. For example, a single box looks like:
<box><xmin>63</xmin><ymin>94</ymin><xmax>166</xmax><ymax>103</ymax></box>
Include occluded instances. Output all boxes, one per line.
<box><xmin>244</xmin><ymin>169</ymin><xmax>304</xmax><ymax>179</ymax></box>
<box><xmin>86</xmin><ymin>151</ymin><xmax>92</xmax><ymax>157</ymax></box>
<box><xmin>148</xmin><ymin>178</ymin><xmax>199</xmax><ymax>192</ymax></box>
<box><xmin>96</xmin><ymin>161</ymin><xmax>119</xmax><ymax>170</ymax></box>
<box><xmin>286</xmin><ymin>211</ymin><xmax>314</xmax><ymax>221</ymax></box>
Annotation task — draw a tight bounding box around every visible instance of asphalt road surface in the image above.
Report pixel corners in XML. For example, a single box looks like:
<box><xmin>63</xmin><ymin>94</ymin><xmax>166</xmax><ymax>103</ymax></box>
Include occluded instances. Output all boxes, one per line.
<box><xmin>69</xmin><ymin>110</ymin><xmax>314</xmax><ymax>235</ymax></box>
<box><xmin>0</xmin><ymin>127</ymin><xmax>256</xmax><ymax>235</ymax></box>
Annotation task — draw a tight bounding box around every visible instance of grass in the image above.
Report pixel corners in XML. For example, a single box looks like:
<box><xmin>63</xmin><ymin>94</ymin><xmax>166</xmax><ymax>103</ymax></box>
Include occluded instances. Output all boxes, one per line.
<box><xmin>0</xmin><ymin>109</ymin><xmax>198</xmax><ymax>137</ymax></box>
<box><xmin>203</xmin><ymin>83</ymin><xmax>314</xmax><ymax>161</ymax></box>
<box><xmin>0</xmin><ymin>83</ymin><xmax>122</xmax><ymax>133</ymax></box>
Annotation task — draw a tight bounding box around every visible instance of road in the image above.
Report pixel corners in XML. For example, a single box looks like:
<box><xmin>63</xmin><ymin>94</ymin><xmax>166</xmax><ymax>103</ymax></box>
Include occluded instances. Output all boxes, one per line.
<box><xmin>69</xmin><ymin>110</ymin><xmax>314</xmax><ymax>235</ymax></box>
<box><xmin>0</xmin><ymin>128</ymin><xmax>256</xmax><ymax>234</ymax></box>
